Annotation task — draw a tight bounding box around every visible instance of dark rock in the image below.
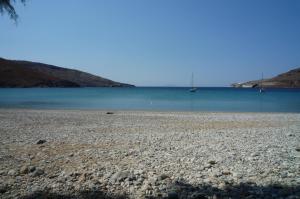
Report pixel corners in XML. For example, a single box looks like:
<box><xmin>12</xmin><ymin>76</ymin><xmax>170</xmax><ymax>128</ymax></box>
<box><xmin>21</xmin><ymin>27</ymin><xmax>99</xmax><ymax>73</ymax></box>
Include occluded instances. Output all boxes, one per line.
<box><xmin>106</xmin><ymin>112</ymin><xmax>114</xmax><ymax>115</ymax></box>
<box><xmin>32</xmin><ymin>168</ymin><xmax>44</xmax><ymax>177</ymax></box>
<box><xmin>190</xmin><ymin>192</ymin><xmax>208</xmax><ymax>199</ymax></box>
<box><xmin>29</xmin><ymin>166</ymin><xmax>36</xmax><ymax>172</ymax></box>
<box><xmin>68</xmin><ymin>153</ymin><xmax>74</xmax><ymax>157</ymax></box>
<box><xmin>0</xmin><ymin>184</ymin><xmax>8</xmax><ymax>194</ymax></box>
<box><xmin>36</xmin><ymin>140</ymin><xmax>46</xmax><ymax>145</ymax></box>
<box><xmin>208</xmin><ymin>160</ymin><xmax>217</xmax><ymax>165</ymax></box>
<box><xmin>168</xmin><ymin>191</ymin><xmax>179</xmax><ymax>199</ymax></box>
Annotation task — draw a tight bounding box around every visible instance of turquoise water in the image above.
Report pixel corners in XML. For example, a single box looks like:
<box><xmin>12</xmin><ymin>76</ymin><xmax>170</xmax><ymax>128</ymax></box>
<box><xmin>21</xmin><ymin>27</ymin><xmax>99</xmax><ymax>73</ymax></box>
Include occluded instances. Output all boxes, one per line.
<box><xmin>0</xmin><ymin>87</ymin><xmax>299</xmax><ymax>112</ymax></box>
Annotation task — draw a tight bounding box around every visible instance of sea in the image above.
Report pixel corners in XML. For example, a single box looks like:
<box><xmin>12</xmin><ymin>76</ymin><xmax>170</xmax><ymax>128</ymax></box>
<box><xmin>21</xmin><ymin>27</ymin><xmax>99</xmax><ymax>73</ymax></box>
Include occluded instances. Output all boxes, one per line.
<box><xmin>0</xmin><ymin>87</ymin><xmax>300</xmax><ymax>112</ymax></box>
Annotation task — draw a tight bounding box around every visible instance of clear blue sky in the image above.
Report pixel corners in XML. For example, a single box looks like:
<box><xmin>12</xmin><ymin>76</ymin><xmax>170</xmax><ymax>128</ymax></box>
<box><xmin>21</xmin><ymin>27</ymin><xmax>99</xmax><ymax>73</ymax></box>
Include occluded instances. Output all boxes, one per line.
<box><xmin>1</xmin><ymin>0</ymin><xmax>300</xmax><ymax>86</ymax></box>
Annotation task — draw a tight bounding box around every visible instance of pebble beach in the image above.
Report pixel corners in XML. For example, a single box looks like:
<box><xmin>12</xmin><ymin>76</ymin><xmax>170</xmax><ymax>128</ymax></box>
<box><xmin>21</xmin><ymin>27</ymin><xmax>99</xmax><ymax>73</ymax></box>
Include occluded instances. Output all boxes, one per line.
<box><xmin>0</xmin><ymin>109</ymin><xmax>299</xmax><ymax>199</ymax></box>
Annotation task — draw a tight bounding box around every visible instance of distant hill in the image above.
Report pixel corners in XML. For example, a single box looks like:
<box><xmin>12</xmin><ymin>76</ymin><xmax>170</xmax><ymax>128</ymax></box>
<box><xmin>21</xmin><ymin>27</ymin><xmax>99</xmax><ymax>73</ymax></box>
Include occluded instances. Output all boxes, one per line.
<box><xmin>0</xmin><ymin>58</ymin><xmax>134</xmax><ymax>88</ymax></box>
<box><xmin>232</xmin><ymin>67</ymin><xmax>300</xmax><ymax>88</ymax></box>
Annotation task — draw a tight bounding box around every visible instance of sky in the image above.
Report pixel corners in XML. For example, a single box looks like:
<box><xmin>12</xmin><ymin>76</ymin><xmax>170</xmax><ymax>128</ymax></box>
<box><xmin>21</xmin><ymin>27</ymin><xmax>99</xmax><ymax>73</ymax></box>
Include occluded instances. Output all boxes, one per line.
<box><xmin>1</xmin><ymin>0</ymin><xmax>300</xmax><ymax>87</ymax></box>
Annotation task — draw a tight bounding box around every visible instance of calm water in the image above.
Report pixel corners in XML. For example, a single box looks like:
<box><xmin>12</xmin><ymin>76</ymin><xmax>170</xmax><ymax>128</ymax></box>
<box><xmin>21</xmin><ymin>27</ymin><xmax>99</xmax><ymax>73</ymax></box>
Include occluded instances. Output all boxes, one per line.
<box><xmin>0</xmin><ymin>87</ymin><xmax>300</xmax><ymax>112</ymax></box>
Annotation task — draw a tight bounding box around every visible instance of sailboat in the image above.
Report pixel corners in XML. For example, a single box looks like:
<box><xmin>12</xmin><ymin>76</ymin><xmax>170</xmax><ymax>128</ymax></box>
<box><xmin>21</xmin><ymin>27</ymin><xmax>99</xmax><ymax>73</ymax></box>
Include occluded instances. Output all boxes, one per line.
<box><xmin>259</xmin><ymin>73</ymin><xmax>265</xmax><ymax>93</ymax></box>
<box><xmin>189</xmin><ymin>73</ymin><xmax>197</xmax><ymax>92</ymax></box>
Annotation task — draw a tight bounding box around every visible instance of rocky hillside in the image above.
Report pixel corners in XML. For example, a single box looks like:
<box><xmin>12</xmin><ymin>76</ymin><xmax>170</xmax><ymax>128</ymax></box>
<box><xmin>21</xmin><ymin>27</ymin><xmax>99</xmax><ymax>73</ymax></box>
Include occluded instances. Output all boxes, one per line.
<box><xmin>0</xmin><ymin>57</ymin><xmax>134</xmax><ymax>88</ymax></box>
<box><xmin>232</xmin><ymin>67</ymin><xmax>300</xmax><ymax>88</ymax></box>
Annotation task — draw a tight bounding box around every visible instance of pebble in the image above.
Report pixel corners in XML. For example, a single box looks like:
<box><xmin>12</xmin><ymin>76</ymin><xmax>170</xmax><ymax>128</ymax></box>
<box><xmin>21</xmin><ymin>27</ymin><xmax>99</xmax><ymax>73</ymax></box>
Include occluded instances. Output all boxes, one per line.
<box><xmin>190</xmin><ymin>192</ymin><xmax>207</xmax><ymax>199</ymax></box>
<box><xmin>36</xmin><ymin>139</ymin><xmax>47</xmax><ymax>144</ymax></box>
<box><xmin>167</xmin><ymin>191</ymin><xmax>179</xmax><ymax>199</ymax></box>
<box><xmin>109</xmin><ymin>170</ymin><xmax>130</xmax><ymax>183</ymax></box>
<box><xmin>31</xmin><ymin>168</ymin><xmax>44</xmax><ymax>177</ymax></box>
<box><xmin>208</xmin><ymin>160</ymin><xmax>217</xmax><ymax>165</ymax></box>
<box><xmin>158</xmin><ymin>174</ymin><xmax>169</xmax><ymax>181</ymax></box>
<box><xmin>8</xmin><ymin>169</ymin><xmax>17</xmax><ymax>176</ymax></box>
<box><xmin>222</xmin><ymin>170</ymin><xmax>231</xmax><ymax>175</ymax></box>
<box><xmin>232</xmin><ymin>172</ymin><xmax>242</xmax><ymax>179</ymax></box>
<box><xmin>0</xmin><ymin>110</ymin><xmax>299</xmax><ymax>199</ymax></box>
<box><xmin>0</xmin><ymin>184</ymin><xmax>8</xmax><ymax>193</ymax></box>
<box><xmin>29</xmin><ymin>166</ymin><xmax>36</xmax><ymax>172</ymax></box>
<box><xmin>218</xmin><ymin>182</ymin><xmax>227</xmax><ymax>190</ymax></box>
<box><xmin>20</xmin><ymin>165</ymin><xmax>29</xmax><ymax>174</ymax></box>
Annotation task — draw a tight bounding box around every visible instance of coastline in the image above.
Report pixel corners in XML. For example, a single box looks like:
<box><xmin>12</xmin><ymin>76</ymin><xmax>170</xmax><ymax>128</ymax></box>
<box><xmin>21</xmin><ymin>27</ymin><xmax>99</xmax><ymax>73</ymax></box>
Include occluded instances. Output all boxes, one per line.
<box><xmin>1</xmin><ymin>107</ymin><xmax>300</xmax><ymax>114</ymax></box>
<box><xmin>0</xmin><ymin>109</ymin><xmax>299</xmax><ymax>198</ymax></box>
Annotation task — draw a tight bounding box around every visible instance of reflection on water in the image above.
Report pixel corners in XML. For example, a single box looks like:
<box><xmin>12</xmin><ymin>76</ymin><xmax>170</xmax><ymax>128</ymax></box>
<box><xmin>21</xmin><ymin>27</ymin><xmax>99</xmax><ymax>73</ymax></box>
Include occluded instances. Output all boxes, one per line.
<box><xmin>189</xmin><ymin>91</ymin><xmax>195</xmax><ymax>111</ymax></box>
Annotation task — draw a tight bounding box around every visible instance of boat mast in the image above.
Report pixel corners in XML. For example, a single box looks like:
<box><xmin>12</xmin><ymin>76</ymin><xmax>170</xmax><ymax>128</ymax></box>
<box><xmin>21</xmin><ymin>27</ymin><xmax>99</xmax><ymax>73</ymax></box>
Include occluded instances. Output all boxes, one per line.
<box><xmin>191</xmin><ymin>73</ymin><xmax>194</xmax><ymax>88</ymax></box>
<box><xmin>261</xmin><ymin>72</ymin><xmax>263</xmax><ymax>89</ymax></box>
<box><xmin>189</xmin><ymin>73</ymin><xmax>197</xmax><ymax>92</ymax></box>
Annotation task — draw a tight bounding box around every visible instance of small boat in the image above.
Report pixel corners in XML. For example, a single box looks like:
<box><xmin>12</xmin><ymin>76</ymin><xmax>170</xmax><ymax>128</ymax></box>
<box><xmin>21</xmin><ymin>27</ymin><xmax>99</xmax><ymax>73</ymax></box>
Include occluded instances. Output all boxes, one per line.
<box><xmin>189</xmin><ymin>73</ymin><xmax>197</xmax><ymax>92</ymax></box>
<box><xmin>189</xmin><ymin>87</ymin><xmax>197</xmax><ymax>92</ymax></box>
<box><xmin>259</xmin><ymin>73</ymin><xmax>265</xmax><ymax>93</ymax></box>
<box><xmin>259</xmin><ymin>88</ymin><xmax>265</xmax><ymax>93</ymax></box>
<box><xmin>242</xmin><ymin>84</ymin><xmax>254</xmax><ymax>88</ymax></box>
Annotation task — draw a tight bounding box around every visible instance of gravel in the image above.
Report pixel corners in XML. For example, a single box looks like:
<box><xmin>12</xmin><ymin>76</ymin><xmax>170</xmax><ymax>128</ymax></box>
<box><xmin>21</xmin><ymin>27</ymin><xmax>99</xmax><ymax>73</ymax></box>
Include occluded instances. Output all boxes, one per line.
<box><xmin>0</xmin><ymin>109</ymin><xmax>299</xmax><ymax>199</ymax></box>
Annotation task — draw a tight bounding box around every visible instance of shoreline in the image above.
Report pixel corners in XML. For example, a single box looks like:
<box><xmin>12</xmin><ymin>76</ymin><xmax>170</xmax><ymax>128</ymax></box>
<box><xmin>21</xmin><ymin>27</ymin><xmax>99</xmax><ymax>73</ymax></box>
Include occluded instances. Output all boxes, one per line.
<box><xmin>0</xmin><ymin>109</ymin><xmax>299</xmax><ymax>198</ymax></box>
<box><xmin>1</xmin><ymin>107</ymin><xmax>300</xmax><ymax>114</ymax></box>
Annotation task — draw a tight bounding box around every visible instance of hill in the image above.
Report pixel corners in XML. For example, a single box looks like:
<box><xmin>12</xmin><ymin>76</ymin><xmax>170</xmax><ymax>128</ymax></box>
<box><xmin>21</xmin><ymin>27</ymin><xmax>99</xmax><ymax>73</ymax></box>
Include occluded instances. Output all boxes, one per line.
<box><xmin>0</xmin><ymin>58</ymin><xmax>134</xmax><ymax>88</ymax></box>
<box><xmin>232</xmin><ymin>67</ymin><xmax>300</xmax><ymax>88</ymax></box>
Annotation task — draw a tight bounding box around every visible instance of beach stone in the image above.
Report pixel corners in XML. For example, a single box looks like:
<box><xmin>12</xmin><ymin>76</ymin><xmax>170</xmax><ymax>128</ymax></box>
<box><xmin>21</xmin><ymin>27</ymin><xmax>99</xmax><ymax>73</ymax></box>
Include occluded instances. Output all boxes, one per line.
<box><xmin>232</xmin><ymin>172</ymin><xmax>242</xmax><ymax>179</ymax></box>
<box><xmin>8</xmin><ymin>169</ymin><xmax>17</xmax><ymax>176</ymax></box>
<box><xmin>20</xmin><ymin>165</ymin><xmax>29</xmax><ymax>174</ymax></box>
<box><xmin>109</xmin><ymin>170</ymin><xmax>130</xmax><ymax>183</ymax></box>
<box><xmin>28</xmin><ymin>166</ymin><xmax>36</xmax><ymax>173</ymax></box>
<box><xmin>133</xmin><ymin>180</ymin><xmax>142</xmax><ymax>186</ymax></box>
<box><xmin>141</xmin><ymin>180</ymin><xmax>152</xmax><ymax>191</ymax></box>
<box><xmin>218</xmin><ymin>182</ymin><xmax>227</xmax><ymax>190</ymax></box>
<box><xmin>103</xmin><ymin>172</ymin><xmax>113</xmax><ymax>180</ymax></box>
<box><xmin>68</xmin><ymin>153</ymin><xmax>74</xmax><ymax>157</ymax></box>
<box><xmin>32</xmin><ymin>168</ymin><xmax>44</xmax><ymax>177</ymax></box>
<box><xmin>36</xmin><ymin>139</ymin><xmax>46</xmax><ymax>144</ymax></box>
<box><xmin>208</xmin><ymin>160</ymin><xmax>217</xmax><ymax>165</ymax></box>
<box><xmin>15</xmin><ymin>176</ymin><xmax>22</xmax><ymax>182</ymax></box>
<box><xmin>158</xmin><ymin>174</ymin><xmax>169</xmax><ymax>181</ymax></box>
<box><xmin>133</xmin><ymin>169</ymin><xmax>144</xmax><ymax>175</ymax></box>
<box><xmin>222</xmin><ymin>170</ymin><xmax>231</xmax><ymax>175</ymax></box>
<box><xmin>0</xmin><ymin>184</ymin><xmax>8</xmax><ymax>194</ymax></box>
<box><xmin>78</xmin><ymin>173</ymin><xmax>87</xmax><ymax>183</ymax></box>
<box><xmin>168</xmin><ymin>191</ymin><xmax>179</xmax><ymax>199</ymax></box>
<box><xmin>295</xmin><ymin>147</ymin><xmax>300</xmax><ymax>152</ymax></box>
<box><xmin>251</xmin><ymin>152</ymin><xmax>259</xmax><ymax>157</ymax></box>
<box><xmin>30</xmin><ymin>185</ymin><xmax>41</xmax><ymax>193</ymax></box>
<box><xmin>204</xmin><ymin>163</ymin><xmax>212</xmax><ymax>169</ymax></box>
<box><xmin>190</xmin><ymin>192</ymin><xmax>207</xmax><ymax>199</ymax></box>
